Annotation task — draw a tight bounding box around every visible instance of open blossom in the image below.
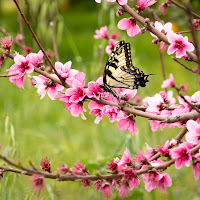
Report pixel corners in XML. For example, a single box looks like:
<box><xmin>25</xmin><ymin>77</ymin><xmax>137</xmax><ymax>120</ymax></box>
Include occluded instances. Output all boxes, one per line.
<box><xmin>0</xmin><ymin>36</ymin><xmax>14</xmax><ymax>51</ymax></box>
<box><xmin>142</xmin><ymin>160</ymin><xmax>172</xmax><ymax>193</ymax></box>
<box><xmin>88</xmin><ymin>101</ymin><xmax>104</xmax><ymax>124</ymax></box>
<box><xmin>136</xmin><ymin>0</ymin><xmax>157</xmax><ymax>12</ymax></box>
<box><xmin>55</xmin><ymin>61</ymin><xmax>78</xmax><ymax>85</ymax></box>
<box><xmin>120</xmin><ymin>89</ymin><xmax>137</xmax><ymax>101</ymax></box>
<box><xmin>105</xmin><ymin>39</ymin><xmax>118</xmax><ymax>54</ymax></box>
<box><xmin>26</xmin><ymin>50</ymin><xmax>44</xmax><ymax>67</ymax></box>
<box><xmin>86</xmin><ymin>81</ymin><xmax>103</xmax><ymax>100</ymax></box>
<box><xmin>33</xmin><ymin>74</ymin><xmax>64</xmax><ymax>100</ymax></box>
<box><xmin>57</xmin><ymin>163</ymin><xmax>72</xmax><ymax>174</ymax></box>
<box><xmin>65</xmin><ymin>80</ymin><xmax>86</xmax><ymax>103</ymax></box>
<box><xmin>117</xmin><ymin>115</ymin><xmax>137</xmax><ymax>136</ymax></box>
<box><xmin>9</xmin><ymin>55</ymin><xmax>34</xmax><ymax>75</ymax></box>
<box><xmin>170</xmin><ymin>142</ymin><xmax>192</xmax><ymax>169</ymax></box>
<box><xmin>95</xmin><ymin>0</ymin><xmax>127</xmax><ymax>5</ymax></box>
<box><xmin>150</xmin><ymin>21</ymin><xmax>173</xmax><ymax>38</ymax></box>
<box><xmin>192</xmin><ymin>150</ymin><xmax>200</xmax><ymax>180</ymax></box>
<box><xmin>161</xmin><ymin>73</ymin><xmax>175</xmax><ymax>88</ymax></box>
<box><xmin>7</xmin><ymin>54</ymin><xmax>34</xmax><ymax>88</ymax></box>
<box><xmin>185</xmin><ymin>120</ymin><xmax>200</xmax><ymax>145</ymax></box>
<box><xmin>94</xmin><ymin>25</ymin><xmax>108</xmax><ymax>39</ymax></box>
<box><xmin>118</xmin><ymin>18</ymin><xmax>140</xmax><ymax>37</ymax></box>
<box><xmin>30</xmin><ymin>174</ymin><xmax>44</xmax><ymax>193</ymax></box>
<box><xmin>103</xmin><ymin>105</ymin><xmax>119</xmax><ymax>123</ymax></box>
<box><xmin>167</xmin><ymin>33</ymin><xmax>194</xmax><ymax>58</ymax></box>
<box><xmin>94</xmin><ymin>180</ymin><xmax>112</xmax><ymax>198</ymax></box>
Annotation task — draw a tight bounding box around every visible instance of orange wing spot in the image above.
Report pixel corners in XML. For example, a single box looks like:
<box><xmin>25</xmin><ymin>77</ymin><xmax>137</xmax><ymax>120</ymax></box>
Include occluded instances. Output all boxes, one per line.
<box><xmin>136</xmin><ymin>70</ymin><xmax>139</xmax><ymax>73</ymax></box>
<box><xmin>130</xmin><ymin>67</ymin><xmax>134</xmax><ymax>70</ymax></box>
<box><xmin>132</xmin><ymin>75</ymin><xmax>135</xmax><ymax>78</ymax></box>
<box><xmin>124</xmin><ymin>66</ymin><xmax>127</xmax><ymax>69</ymax></box>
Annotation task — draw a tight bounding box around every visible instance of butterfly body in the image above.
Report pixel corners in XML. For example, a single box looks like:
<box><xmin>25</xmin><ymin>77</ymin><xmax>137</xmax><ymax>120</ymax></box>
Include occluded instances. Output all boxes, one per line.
<box><xmin>100</xmin><ymin>40</ymin><xmax>151</xmax><ymax>100</ymax></box>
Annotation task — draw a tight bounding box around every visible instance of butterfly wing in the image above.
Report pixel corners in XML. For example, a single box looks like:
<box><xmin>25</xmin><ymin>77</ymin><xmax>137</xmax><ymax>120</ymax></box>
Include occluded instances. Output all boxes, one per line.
<box><xmin>101</xmin><ymin>41</ymin><xmax>150</xmax><ymax>99</ymax></box>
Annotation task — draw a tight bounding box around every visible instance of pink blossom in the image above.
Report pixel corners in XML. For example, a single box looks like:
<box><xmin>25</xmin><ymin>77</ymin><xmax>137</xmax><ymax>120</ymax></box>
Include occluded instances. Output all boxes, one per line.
<box><xmin>0</xmin><ymin>36</ymin><xmax>14</xmax><ymax>51</ymax></box>
<box><xmin>40</xmin><ymin>157</ymin><xmax>51</xmax><ymax>172</ymax></box>
<box><xmin>94</xmin><ymin>180</ymin><xmax>112</xmax><ymax>198</ymax></box>
<box><xmin>179</xmin><ymin>84</ymin><xmax>188</xmax><ymax>93</ymax></box>
<box><xmin>103</xmin><ymin>105</ymin><xmax>119</xmax><ymax>123</ymax></box>
<box><xmin>30</xmin><ymin>174</ymin><xmax>44</xmax><ymax>193</ymax></box>
<box><xmin>185</xmin><ymin>120</ymin><xmax>200</xmax><ymax>145</ymax></box>
<box><xmin>118</xmin><ymin>148</ymin><xmax>131</xmax><ymax>168</ymax></box>
<box><xmin>68</xmin><ymin>102</ymin><xmax>87</xmax><ymax>120</ymax></box>
<box><xmin>118</xmin><ymin>184</ymin><xmax>128</xmax><ymax>199</ymax></box>
<box><xmin>169</xmin><ymin>138</ymin><xmax>178</xmax><ymax>147</ymax></box>
<box><xmin>105</xmin><ymin>39</ymin><xmax>118</xmax><ymax>54</ymax></box>
<box><xmin>8</xmin><ymin>55</ymin><xmax>34</xmax><ymax>75</ymax></box>
<box><xmin>55</xmin><ymin>61</ymin><xmax>78</xmax><ymax>85</ymax></box>
<box><xmin>94</xmin><ymin>25</ymin><xmax>108</xmax><ymax>39</ymax></box>
<box><xmin>33</xmin><ymin>74</ymin><xmax>64</xmax><ymax>100</ymax></box>
<box><xmin>7</xmin><ymin>72</ymin><xmax>25</xmax><ymax>88</ymax></box>
<box><xmin>72</xmin><ymin>162</ymin><xmax>91</xmax><ymax>186</ymax></box>
<box><xmin>192</xmin><ymin>151</ymin><xmax>200</xmax><ymax>180</ymax></box>
<box><xmin>161</xmin><ymin>73</ymin><xmax>175</xmax><ymax>88</ymax></box>
<box><xmin>120</xmin><ymin>89</ymin><xmax>137</xmax><ymax>101</ymax></box>
<box><xmin>142</xmin><ymin>162</ymin><xmax>172</xmax><ymax>193</ymax></box>
<box><xmin>72</xmin><ymin>161</ymin><xmax>89</xmax><ymax>175</ymax></box>
<box><xmin>191</xmin><ymin>91</ymin><xmax>200</xmax><ymax>103</ymax></box>
<box><xmin>88</xmin><ymin>101</ymin><xmax>104</xmax><ymax>124</ymax></box>
<box><xmin>136</xmin><ymin>0</ymin><xmax>157</xmax><ymax>12</ymax></box>
<box><xmin>111</xmin><ymin>32</ymin><xmax>121</xmax><ymax>39</ymax></box>
<box><xmin>159</xmin><ymin>2</ymin><xmax>169</xmax><ymax>15</ymax></box>
<box><xmin>117</xmin><ymin>115</ymin><xmax>137</xmax><ymax>136</ymax></box>
<box><xmin>167</xmin><ymin>33</ymin><xmax>195</xmax><ymax>58</ymax></box>
<box><xmin>157</xmin><ymin>140</ymin><xmax>170</xmax><ymax>157</ymax></box>
<box><xmin>86</xmin><ymin>81</ymin><xmax>103</xmax><ymax>100</ymax></box>
<box><xmin>58</xmin><ymin>93</ymin><xmax>87</xmax><ymax>120</ymax></box>
<box><xmin>65</xmin><ymin>80</ymin><xmax>86</xmax><ymax>103</ymax></box>
<box><xmin>159</xmin><ymin>42</ymin><xmax>167</xmax><ymax>52</ymax></box>
<box><xmin>57</xmin><ymin>163</ymin><xmax>72</xmax><ymax>174</ymax></box>
<box><xmin>74</xmin><ymin>71</ymin><xmax>86</xmax><ymax>85</ymax></box>
<box><xmin>151</xmin><ymin>21</ymin><xmax>173</xmax><ymax>39</ymax></box>
<box><xmin>26</xmin><ymin>50</ymin><xmax>44</xmax><ymax>67</ymax></box>
<box><xmin>117</xmin><ymin>18</ymin><xmax>140</xmax><ymax>37</ymax></box>
<box><xmin>107</xmin><ymin>159</ymin><xmax>118</xmax><ymax>173</ymax></box>
<box><xmin>0</xmin><ymin>54</ymin><xmax>4</xmax><ymax>69</ymax></box>
<box><xmin>170</xmin><ymin>142</ymin><xmax>192</xmax><ymax>169</ymax></box>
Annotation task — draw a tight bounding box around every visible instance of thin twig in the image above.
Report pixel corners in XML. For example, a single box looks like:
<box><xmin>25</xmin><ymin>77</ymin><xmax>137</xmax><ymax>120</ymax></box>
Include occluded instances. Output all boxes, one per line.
<box><xmin>146</xmin><ymin>7</ymin><xmax>162</xmax><ymax>22</ymax></box>
<box><xmin>0</xmin><ymin>144</ymin><xmax>199</xmax><ymax>181</ymax></box>
<box><xmin>0</xmin><ymin>73</ymin><xmax>18</xmax><ymax>77</ymax></box>
<box><xmin>17</xmin><ymin>0</ymin><xmax>25</xmax><ymax>46</ymax></box>
<box><xmin>172</xmin><ymin>57</ymin><xmax>200</xmax><ymax>74</ymax></box>
<box><xmin>169</xmin><ymin>0</ymin><xmax>200</xmax><ymax>19</ymax></box>
<box><xmin>176</xmin><ymin>29</ymin><xmax>200</xmax><ymax>34</ymax></box>
<box><xmin>12</xmin><ymin>0</ymin><xmax>66</xmax><ymax>86</ymax></box>
<box><xmin>186</xmin><ymin>2</ymin><xmax>200</xmax><ymax>70</ymax></box>
<box><xmin>49</xmin><ymin>22</ymin><xmax>60</xmax><ymax>61</ymax></box>
<box><xmin>120</xmin><ymin>3</ymin><xmax>198</xmax><ymax>63</ymax></box>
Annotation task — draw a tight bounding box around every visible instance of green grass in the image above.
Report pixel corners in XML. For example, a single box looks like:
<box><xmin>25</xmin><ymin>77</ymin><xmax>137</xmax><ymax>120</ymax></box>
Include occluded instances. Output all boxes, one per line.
<box><xmin>0</xmin><ymin>0</ymin><xmax>200</xmax><ymax>199</ymax></box>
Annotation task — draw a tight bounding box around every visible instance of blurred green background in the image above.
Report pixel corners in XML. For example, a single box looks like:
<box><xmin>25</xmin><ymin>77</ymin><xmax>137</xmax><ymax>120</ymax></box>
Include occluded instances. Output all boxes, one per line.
<box><xmin>0</xmin><ymin>0</ymin><xmax>199</xmax><ymax>199</ymax></box>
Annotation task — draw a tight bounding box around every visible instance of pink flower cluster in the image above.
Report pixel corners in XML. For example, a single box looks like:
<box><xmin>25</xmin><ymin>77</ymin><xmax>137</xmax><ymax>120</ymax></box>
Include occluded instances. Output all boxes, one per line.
<box><xmin>7</xmin><ymin>50</ymin><xmax>43</xmax><ymax>88</ymax></box>
<box><xmin>150</xmin><ymin>21</ymin><xmax>195</xmax><ymax>58</ymax></box>
<box><xmin>94</xmin><ymin>26</ymin><xmax>121</xmax><ymax>54</ymax></box>
<box><xmin>143</xmin><ymin>89</ymin><xmax>200</xmax><ymax>132</ymax></box>
<box><xmin>88</xmin><ymin>79</ymin><xmax>138</xmax><ymax>135</ymax></box>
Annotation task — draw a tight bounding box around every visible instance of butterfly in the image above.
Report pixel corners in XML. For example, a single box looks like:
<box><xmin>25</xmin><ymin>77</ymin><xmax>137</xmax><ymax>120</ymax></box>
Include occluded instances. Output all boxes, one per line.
<box><xmin>100</xmin><ymin>40</ymin><xmax>152</xmax><ymax>100</ymax></box>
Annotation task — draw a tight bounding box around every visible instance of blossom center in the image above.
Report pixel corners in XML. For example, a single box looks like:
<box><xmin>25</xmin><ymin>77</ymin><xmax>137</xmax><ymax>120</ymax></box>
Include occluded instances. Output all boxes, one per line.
<box><xmin>175</xmin><ymin>41</ymin><xmax>185</xmax><ymax>50</ymax></box>
<box><xmin>21</xmin><ymin>61</ymin><xmax>29</xmax><ymax>69</ymax></box>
